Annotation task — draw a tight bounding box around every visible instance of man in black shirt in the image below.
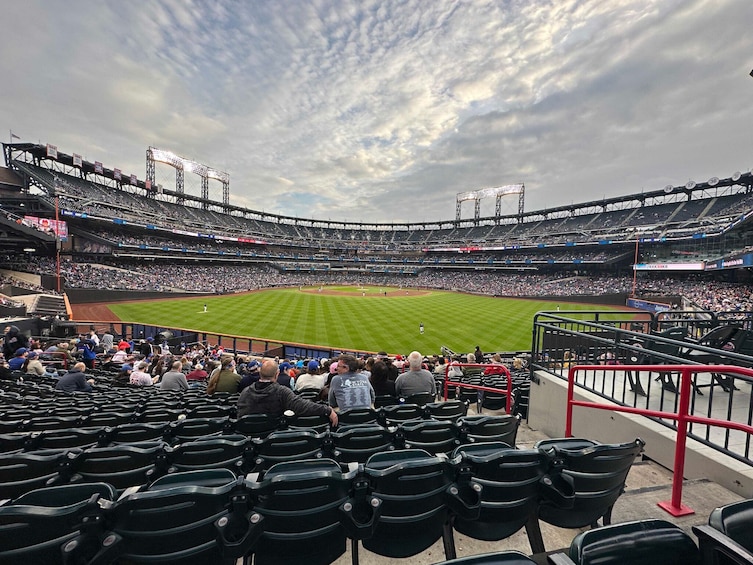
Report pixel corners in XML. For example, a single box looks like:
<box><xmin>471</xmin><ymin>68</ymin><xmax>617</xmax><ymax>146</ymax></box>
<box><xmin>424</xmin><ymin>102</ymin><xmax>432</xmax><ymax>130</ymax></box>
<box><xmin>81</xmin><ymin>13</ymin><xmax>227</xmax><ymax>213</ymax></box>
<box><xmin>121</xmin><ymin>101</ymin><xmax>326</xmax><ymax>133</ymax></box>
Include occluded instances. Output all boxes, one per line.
<box><xmin>237</xmin><ymin>360</ymin><xmax>338</xmax><ymax>426</ymax></box>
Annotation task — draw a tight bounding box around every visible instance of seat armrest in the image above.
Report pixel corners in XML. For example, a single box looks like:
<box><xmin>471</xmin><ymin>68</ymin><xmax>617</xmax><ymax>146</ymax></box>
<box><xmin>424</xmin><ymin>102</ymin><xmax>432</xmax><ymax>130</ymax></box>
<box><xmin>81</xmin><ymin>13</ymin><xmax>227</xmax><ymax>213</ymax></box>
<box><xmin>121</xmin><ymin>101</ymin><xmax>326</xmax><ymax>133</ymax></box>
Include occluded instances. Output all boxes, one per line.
<box><xmin>693</xmin><ymin>524</ymin><xmax>753</xmax><ymax>565</ymax></box>
<box><xmin>547</xmin><ymin>552</ymin><xmax>577</xmax><ymax>565</ymax></box>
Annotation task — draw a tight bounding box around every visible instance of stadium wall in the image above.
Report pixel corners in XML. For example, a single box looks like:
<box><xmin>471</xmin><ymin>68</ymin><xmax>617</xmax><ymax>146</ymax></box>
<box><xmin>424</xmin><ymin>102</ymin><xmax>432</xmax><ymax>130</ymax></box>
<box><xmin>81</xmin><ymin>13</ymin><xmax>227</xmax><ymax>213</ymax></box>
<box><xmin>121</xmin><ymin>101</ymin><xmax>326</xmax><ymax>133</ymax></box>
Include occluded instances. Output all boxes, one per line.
<box><xmin>521</xmin><ymin>293</ymin><xmax>628</xmax><ymax>306</ymax></box>
<box><xmin>65</xmin><ymin>288</ymin><xmax>214</xmax><ymax>304</ymax></box>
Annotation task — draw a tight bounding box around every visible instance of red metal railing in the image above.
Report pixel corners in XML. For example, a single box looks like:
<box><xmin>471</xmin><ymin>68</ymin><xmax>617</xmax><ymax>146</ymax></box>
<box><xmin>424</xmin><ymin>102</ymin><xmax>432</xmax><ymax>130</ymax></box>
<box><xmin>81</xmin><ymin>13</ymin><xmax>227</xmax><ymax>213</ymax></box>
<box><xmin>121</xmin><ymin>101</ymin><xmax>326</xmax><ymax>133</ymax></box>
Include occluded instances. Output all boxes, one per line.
<box><xmin>442</xmin><ymin>363</ymin><xmax>514</xmax><ymax>414</ymax></box>
<box><xmin>565</xmin><ymin>364</ymin><xmax>753</xmax><ymax>517</ymax></box>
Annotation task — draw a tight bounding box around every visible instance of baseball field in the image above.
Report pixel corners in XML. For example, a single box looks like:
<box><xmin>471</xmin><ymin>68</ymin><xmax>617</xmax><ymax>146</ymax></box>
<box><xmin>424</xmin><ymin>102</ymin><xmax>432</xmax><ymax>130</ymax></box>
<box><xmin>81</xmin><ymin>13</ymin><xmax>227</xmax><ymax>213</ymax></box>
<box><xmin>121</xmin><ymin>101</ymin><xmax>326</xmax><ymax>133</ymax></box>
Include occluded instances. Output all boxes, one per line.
<box><xmin>106</xmin><ymin>285</ymin><xmax>625</xmax><ymax>354</ymax></box>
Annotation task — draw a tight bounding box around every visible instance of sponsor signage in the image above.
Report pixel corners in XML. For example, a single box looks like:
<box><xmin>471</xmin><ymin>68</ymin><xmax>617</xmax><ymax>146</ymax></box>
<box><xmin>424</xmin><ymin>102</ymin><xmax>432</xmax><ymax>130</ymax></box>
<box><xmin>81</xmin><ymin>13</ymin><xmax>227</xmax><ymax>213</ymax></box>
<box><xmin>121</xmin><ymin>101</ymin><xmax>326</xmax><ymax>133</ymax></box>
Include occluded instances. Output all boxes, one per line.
<box><xmin>634</xmin><ymin>262</ymin><xmax>705</xmax><ymax>271</ymax></box>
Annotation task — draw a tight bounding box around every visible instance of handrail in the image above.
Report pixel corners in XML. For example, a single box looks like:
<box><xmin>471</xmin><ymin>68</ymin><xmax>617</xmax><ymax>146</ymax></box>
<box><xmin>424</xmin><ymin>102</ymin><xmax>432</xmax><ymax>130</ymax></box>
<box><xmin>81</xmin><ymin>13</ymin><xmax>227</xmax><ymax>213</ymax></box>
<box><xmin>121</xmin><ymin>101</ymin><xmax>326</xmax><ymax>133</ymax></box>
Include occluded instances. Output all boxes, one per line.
<box><xmin>442</xmin><ymin>363</ymin><xmax>513</xmax><ymax>414</ymax></box>
<box><xmin>565</xmin><ymin>363</ymin><xmax>753</xmax><ymax>517</ymax></box>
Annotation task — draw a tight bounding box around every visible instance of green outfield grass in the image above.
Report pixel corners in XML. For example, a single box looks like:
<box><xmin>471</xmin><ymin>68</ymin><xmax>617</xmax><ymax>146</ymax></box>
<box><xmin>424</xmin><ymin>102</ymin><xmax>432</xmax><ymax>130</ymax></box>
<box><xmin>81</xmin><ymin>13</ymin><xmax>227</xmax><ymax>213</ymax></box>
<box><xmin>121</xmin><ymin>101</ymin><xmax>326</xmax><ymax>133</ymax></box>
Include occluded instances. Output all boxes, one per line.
<box><xmin>107</xmin><ymin>286</ymin><xmax>627</xmax><ymax>354</ymax></box>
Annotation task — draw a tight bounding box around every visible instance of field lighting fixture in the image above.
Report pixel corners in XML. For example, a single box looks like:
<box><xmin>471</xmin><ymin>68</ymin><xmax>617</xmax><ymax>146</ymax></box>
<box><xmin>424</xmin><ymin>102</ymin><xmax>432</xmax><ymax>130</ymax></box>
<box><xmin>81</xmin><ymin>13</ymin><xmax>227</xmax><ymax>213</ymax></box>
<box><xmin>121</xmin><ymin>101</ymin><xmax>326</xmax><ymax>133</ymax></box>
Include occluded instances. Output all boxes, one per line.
<box><xmin>146</xmin><ymin>147</ymin><xmax>230</xmax><ymax>206</ymax></box>
<box><xmin>148</xmin><ymin>148</ymin><xmax>229</xmax><ymax>183</ymax></box>
<box><xmin>456</xmin><ymin>183</ymin><xmax>525</xmax><ymax>222</ymax></box>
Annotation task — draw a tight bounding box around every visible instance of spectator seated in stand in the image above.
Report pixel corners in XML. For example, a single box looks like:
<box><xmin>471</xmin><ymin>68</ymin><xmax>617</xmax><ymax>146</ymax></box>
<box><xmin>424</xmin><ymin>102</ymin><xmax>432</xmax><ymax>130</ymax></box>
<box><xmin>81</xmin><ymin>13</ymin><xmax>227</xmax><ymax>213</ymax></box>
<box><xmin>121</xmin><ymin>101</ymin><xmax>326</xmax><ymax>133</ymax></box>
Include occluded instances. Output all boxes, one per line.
<box><xmin>395</xmin><ymin>351</ymin><xmax>437</xmax><ymax>399</ymax></box>
<box><xmin>55</xmin><ymin>362</ymin><xmax>95</xmax><ymax>393</ymax></box>
<box><xmin>237</xmin><ymin>359</ymin><xmax>338</xmax><ymax>426</ymax></box>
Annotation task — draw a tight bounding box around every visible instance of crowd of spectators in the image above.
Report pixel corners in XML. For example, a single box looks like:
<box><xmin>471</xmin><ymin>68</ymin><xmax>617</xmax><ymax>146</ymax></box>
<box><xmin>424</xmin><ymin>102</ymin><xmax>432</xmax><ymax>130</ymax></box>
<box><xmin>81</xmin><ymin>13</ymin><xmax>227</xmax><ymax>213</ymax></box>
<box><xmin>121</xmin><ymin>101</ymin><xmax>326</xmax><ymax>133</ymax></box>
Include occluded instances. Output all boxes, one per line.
<box><xmin>22</xmin><ymin>161</ymin><xmax>753</xmax><ymax>253</ymax></box>
<box><xmin>3</xmin><ymin>252</ymin><xmax>752</xmax><ymax>315</ymax></box>
<box><xmin>637</xmin><ymin>276</ymin><xmax>753</xmax><ymax>312</ymax></box>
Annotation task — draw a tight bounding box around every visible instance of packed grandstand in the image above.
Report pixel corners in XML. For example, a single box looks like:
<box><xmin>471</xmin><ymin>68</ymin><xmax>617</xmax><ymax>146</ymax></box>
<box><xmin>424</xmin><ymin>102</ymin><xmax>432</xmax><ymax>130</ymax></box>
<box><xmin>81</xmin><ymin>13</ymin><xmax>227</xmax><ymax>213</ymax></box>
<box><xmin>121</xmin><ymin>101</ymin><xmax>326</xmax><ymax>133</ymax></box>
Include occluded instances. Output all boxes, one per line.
<box><xmin>2</xmin><ymin>140</ymin><xmax>753</xmax><ymax>316</ymax></box>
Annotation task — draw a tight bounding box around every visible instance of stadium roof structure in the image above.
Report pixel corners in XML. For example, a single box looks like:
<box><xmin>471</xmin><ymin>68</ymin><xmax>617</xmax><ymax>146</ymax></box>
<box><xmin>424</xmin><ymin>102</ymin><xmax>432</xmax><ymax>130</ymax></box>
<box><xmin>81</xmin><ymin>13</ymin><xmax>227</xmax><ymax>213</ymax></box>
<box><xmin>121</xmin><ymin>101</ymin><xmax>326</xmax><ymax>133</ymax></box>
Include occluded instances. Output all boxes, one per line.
<box><xmin>3</xmin><ymin>140</ymin><xmax>753</xmax><ymax>239</ymax></box>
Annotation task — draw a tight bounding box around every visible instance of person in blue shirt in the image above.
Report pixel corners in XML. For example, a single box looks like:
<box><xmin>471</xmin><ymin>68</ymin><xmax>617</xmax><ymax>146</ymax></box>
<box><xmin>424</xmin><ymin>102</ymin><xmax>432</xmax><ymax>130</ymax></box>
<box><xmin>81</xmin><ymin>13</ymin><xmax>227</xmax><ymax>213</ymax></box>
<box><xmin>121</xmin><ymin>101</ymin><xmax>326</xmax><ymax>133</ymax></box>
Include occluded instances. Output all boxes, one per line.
<box><xmin>77</xmin><ymin>338</ymin><xmax>97</xmax><ymax>369</ymax></box>
<box><xmin>8</xmin><ymin>347</ymin><xmax>28</xmax><ymax>371</ymax></box>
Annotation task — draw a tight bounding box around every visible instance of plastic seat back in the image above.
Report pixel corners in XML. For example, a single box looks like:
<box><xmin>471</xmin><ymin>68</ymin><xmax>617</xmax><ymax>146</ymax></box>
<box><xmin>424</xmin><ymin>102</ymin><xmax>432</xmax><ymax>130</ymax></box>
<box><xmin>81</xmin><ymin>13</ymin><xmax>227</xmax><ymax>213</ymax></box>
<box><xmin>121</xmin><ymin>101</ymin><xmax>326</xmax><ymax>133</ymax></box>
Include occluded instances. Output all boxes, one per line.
<box><xmin>0</xmin><ymin>450</ymin><xmax>68</xmax><ymax>499</ymax></box>
<box><xmin>379</xmin><ymin>403</ymin><xmax>424</xmax><ymax>425</ymax></box>
<box><xmin>165</xmin><ymin>416</ymin><xmax>228</xmax><ymax>444</ymax></box>
<box><xmin>568</xmin><ymin>519</ymin><xmax>701</xmax><ymax>565</ymax></box>
<box><xmin>105</xmin><ymin>421</ymin><xmax>168</xmax><ymax>445</ymax></box>
<box><xmin>450</xmin><ymin>442</ymin><xmax>549</xmax><ymax>542</ymax></box>
<box><xmin>247</xmin><ymin>429</ymin><xmax>324</xmax><ymax>472</ymax></box>
<box><xmin>165</xmin><ymin>435</ymin><xmax>250</xmax><ymax>474</ymax></box>
<box><xmin>26</xmin><ymin>426</ymin><xmax>103</xmax><ymax>451</ymax></box>
<box><xmin>398</xmin><ymin>419</ymin><xmax>462</xmax><ymax>455</ymax></box>
<box><xmin>459</xmin><ymin>414</ymin><xmax>521</xmax><ymax>447</ymax></box>
<box><xmin>363</xmin><ymin>449</ymin><xmax>480</xmax><ymax>559</ymax></box>
<box><xmin>374</xmin><ymin>394</ymin><xmax>399</xmax><ymax>408</ymax></box>
<box><xmin>249</xmin><ymin>459</ymin><xmax>376</xmax><ymax>565</ymax></box>
<box><xmin>537</xmin><ymin>438</ymin><xmax>645</xmax><ymax>529</ymax></box>
<box><xmin>404</xmin><ymin>392</ymin><xmax>435</xmax><ymax>407</ymax></box>
<box><xmin>331</xmin><ymin>423</ymin><xmax>395</xmax><ymax>464</ymax></box>
<box><xmin>232</xmin><ymin>414</ymin><xmax>281</xmax><ymax>438</ymax></box>
<box><xmin>709</xmin><ymin>499</ymin><xmax>753</xmax><ymax>552</ymax></box>
<box><xmin>426</xmin><ymin>400</ymin><xmax>469</xmax><ymax>422</ymax></box>
<box><xmin>68</xmin><ymin>443</ymin><xmax>165</xmax><ymax>491</ymax></box>
<box><xmin>337</xmin><ymin>407</ymin><xmax>379</xmax><ymax>425</ymax></box>
<box><xmin>285</xmin><ymin>412</ymin><xmax>331</xmax><ymax>433</ymax></box>
<box><xmin>85</xmin><ymin>474</ymin><xmax>250</xmax><ymax>565</ymax></box>
<box><xmin>0</xmin><ymin>482</ymin><xmax>116</xmax><ymax>564</ymax></box>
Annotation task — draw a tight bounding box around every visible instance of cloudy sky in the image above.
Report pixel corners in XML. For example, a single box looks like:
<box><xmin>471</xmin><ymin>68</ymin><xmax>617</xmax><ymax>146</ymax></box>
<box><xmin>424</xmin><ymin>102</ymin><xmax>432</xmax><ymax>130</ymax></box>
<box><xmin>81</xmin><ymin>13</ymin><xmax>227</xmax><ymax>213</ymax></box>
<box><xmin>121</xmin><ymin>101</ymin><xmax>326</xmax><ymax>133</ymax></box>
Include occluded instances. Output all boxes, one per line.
<box><xmin>1</xmin><ymin>0</ymin><xmax>751</xmax><ymax>223</ymax></box>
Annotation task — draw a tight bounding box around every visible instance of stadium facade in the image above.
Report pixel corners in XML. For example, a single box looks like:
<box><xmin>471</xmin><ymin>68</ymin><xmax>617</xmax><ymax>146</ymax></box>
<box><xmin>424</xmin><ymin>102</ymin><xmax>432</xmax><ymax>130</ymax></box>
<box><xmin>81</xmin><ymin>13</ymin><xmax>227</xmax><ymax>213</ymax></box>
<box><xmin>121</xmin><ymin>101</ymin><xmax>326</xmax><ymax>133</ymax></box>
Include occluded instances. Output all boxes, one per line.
<box><xmin>2</xmin><ymin>141</ymin><xmax>753</xmax><ymax>292</ymax></box>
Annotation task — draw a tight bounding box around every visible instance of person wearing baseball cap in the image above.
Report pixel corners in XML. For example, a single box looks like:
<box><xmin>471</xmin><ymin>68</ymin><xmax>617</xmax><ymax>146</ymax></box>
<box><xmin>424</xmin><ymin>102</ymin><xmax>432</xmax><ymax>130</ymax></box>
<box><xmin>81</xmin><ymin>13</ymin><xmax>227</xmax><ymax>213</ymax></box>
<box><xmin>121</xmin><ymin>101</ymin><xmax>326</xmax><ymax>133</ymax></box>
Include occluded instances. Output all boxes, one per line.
<box><xmin>24</xmin><ymin>350</ymin><xmax>46</xmax><ymax>377</ymax></box>
<box><xmin>8</xmin><ymin>348</ymin><xmax>28</xmax><ymax>371</ymax></box>
<box><xmin>294</xmin><ymin>359</ymin><xmax>326</xmax><ymax>391</ymax></box>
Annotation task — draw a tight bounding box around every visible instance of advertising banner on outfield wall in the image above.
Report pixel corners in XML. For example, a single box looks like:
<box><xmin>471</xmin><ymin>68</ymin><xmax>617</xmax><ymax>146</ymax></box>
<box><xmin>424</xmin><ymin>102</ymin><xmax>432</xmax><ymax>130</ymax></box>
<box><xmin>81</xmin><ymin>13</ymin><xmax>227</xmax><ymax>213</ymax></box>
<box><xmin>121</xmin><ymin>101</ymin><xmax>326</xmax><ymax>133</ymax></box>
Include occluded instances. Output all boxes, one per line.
<box><xmin>626</xmin><ymin>297</ymin><xmax>672</xmax><ymax>313</ymax></box>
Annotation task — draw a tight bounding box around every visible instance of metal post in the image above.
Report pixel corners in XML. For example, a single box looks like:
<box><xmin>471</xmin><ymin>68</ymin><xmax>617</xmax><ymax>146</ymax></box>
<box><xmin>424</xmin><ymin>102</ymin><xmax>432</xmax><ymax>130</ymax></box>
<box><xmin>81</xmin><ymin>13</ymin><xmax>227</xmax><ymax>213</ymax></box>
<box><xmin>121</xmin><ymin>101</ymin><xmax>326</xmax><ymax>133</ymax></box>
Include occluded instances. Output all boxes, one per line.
<box><xmin>658</xmin><ymin>366</ymin><xmax>695</xmax><ymax>516</ymax></box>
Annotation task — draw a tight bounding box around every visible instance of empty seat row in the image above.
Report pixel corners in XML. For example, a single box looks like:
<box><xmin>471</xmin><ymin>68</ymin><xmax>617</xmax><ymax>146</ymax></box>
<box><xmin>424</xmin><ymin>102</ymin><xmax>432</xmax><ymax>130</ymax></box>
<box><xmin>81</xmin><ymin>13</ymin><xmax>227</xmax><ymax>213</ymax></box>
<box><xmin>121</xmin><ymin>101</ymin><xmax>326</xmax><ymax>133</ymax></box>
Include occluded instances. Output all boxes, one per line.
<box><xmin>0</xmin><ymin>412</ymin><xmax>521</xmax><ymax>460</ymax></box>
<box><xmin>0</xmin><ymin>416</ymin><xmax>525</xmax><ymax>498</ymax></box>
<box><xmin>1</xmin><ymin>391</ymin><xmax>485</xmax><ymax>427</ymax></box>
<box><xmin>0</xmin><ymin>438</ymin><xmax>649</xmax><ymax>565</ymax></box>
<box><xmin>0</xmin><ymin>401</ymin><xmax>517</xmax><ymax>453</ymax></box>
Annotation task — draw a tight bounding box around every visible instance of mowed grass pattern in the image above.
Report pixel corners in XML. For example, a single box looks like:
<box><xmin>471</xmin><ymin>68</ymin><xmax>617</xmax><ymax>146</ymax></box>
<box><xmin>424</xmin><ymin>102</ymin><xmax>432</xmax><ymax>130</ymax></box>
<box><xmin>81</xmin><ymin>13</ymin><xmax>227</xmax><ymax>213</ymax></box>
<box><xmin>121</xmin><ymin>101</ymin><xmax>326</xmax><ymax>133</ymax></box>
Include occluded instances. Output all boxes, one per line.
<box><xmin>108</xmin><ymin>287</ymin><xmax>623</xmax><ymax>354</ymax></box>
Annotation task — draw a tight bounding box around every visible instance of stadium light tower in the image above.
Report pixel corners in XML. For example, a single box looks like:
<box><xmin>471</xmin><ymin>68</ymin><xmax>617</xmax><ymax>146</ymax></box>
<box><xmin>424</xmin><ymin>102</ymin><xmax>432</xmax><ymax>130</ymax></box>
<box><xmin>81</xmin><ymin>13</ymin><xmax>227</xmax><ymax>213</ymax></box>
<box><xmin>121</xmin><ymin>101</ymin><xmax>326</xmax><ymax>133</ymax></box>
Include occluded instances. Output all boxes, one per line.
<box><xmin>146</xmin><ymin>147</ymin><xmax>230</xmax><ymax>208</ymax></box>
<box><xmin>456</xmin><ymin>184</ymin><xmax>525</xmax><ymax>223</ymax></box>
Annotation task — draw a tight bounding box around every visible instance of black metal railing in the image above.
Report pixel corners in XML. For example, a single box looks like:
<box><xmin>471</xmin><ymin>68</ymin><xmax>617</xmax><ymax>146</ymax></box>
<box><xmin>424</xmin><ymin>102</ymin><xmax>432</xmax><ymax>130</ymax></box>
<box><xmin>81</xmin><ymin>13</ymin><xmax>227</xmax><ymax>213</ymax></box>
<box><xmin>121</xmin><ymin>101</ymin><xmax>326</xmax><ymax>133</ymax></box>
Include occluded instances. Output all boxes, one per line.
<box><xmin>532</xmin><ymin>310</ymin><xmax>753</xmax><ymax>465</ymax></box>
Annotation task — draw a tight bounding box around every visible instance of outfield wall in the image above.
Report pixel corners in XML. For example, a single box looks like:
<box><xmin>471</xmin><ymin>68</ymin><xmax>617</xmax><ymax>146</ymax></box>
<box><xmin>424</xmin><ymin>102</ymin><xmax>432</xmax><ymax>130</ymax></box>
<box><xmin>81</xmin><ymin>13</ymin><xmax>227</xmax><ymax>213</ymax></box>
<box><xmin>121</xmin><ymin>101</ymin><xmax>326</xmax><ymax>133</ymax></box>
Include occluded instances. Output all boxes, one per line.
<box><xmin>65</xmin><ymin>287</ymin><xmax>630</xmax><ymax>306</ymax></box>
<box><xmin>65</xmin><ymin>288</ymin><xmax>214</xmax><ymax>304</ymax></box>
<box><xmin>515</xmin><ymin>293</ymin><xmax>628</xmax><ymax>306</ymax></box>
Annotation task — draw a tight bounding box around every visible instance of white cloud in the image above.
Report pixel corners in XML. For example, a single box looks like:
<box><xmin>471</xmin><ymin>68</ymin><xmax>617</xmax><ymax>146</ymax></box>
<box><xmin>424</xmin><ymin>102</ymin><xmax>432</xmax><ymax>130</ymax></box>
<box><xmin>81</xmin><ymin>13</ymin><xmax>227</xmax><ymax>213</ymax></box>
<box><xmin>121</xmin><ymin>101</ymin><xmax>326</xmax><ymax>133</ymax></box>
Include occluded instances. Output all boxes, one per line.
<box><xmin>1</xmin><ymin>0</ymin><xmax>751</xmax><ymax>223</ymax></box>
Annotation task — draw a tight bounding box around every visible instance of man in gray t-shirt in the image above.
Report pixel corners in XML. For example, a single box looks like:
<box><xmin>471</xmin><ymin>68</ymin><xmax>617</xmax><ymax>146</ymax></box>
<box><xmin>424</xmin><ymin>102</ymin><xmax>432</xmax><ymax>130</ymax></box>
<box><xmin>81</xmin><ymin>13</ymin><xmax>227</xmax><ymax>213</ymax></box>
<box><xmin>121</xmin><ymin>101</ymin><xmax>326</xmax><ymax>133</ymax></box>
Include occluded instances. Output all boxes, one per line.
<box><xmin>395</xmin><ymin>351</ymin><xmax>437</xmax><ymax>398</ymax></box>
<box><xmin>160</xmin><ymin>360</ymin><xmax>189</xmax><ymax>391</ymax></box>
<box><xmin>328</xmin><ymin>354</ymin><xmax>375</xmax><ymax>411</ymax></box>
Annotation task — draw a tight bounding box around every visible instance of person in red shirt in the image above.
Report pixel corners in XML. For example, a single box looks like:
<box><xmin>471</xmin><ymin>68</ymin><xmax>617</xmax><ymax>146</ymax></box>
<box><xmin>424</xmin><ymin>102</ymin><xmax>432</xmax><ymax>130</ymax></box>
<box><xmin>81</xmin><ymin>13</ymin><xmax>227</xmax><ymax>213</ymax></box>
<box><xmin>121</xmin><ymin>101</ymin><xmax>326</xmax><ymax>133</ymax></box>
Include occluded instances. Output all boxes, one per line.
<box><xmin>186</xmin><ymin>363</ymin><xmax>208</xmax><ymax>382</ymax></box>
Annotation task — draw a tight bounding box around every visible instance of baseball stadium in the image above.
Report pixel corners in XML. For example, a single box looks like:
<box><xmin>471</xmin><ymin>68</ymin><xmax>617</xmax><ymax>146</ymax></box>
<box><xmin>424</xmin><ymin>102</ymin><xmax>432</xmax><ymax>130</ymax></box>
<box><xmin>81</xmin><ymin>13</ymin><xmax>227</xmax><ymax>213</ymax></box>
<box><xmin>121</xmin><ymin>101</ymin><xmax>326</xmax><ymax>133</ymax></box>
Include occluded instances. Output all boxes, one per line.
<box><xmin>1</xmin><ymin>137</ymin><xmax>753</xmax><ymax>564</ymax></box>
